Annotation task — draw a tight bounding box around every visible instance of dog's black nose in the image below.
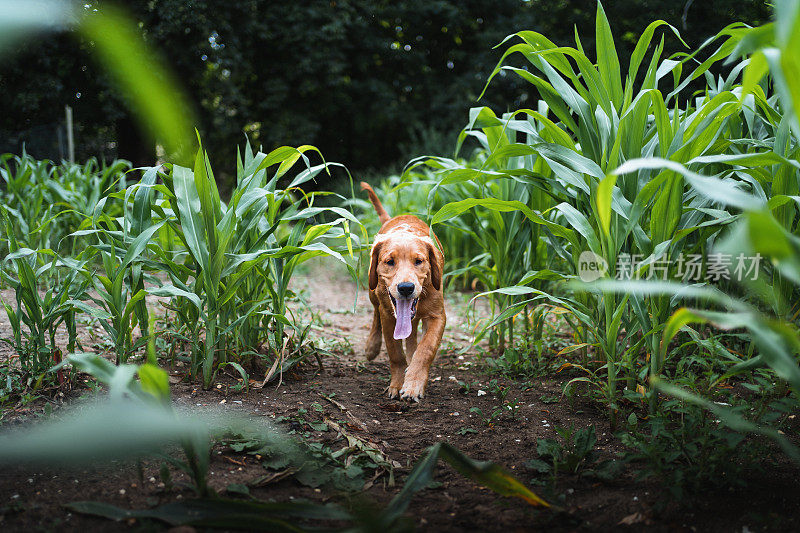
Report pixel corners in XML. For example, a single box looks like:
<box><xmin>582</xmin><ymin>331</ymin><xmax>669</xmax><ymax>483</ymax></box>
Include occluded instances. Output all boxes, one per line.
<box><xmin>397</xmin><ymin>282</ymin><xmax>415</xmax><ymax>297</ymax></box>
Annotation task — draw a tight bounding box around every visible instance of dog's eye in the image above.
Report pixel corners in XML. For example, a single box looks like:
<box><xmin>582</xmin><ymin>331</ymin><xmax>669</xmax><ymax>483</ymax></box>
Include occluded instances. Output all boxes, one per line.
<box><xmin>415</xmin><ymin>258</ymin><xmax>423</xmax><ymax>266</ymax></box>
<box><xmin>386</xmin><ymin>258</ymin><xmax>395</xmax><ymax>266</ymax></box>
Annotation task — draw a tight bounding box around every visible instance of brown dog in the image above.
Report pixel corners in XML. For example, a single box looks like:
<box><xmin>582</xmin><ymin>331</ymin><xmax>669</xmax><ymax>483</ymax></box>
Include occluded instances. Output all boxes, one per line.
<box><xmin>361</xmin><ymin>182</ymin><xmax>446</xmax><ymax>401</ymax></box>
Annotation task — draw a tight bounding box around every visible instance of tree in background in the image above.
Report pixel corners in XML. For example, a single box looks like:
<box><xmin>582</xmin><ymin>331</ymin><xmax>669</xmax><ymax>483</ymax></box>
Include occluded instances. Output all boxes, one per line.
<box><xmin>0</xmin><ymin>0</ymin><xmax>771</xmax><ymax>183</ymax></box>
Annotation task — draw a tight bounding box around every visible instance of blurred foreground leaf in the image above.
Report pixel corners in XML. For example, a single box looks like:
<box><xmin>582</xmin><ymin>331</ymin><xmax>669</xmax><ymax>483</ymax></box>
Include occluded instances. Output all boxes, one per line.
<box><xmin>66</xmin><ymin>499</ymin><xmax>352</xmax><ymax>531</ymax></box>
<box><xmin>0</xmin><ymin>400</ymin><xmax>208</xmax><ymax>464</ymax></box>
<box><xmin>653</xmin><ymin>378</ymin><xmax>800</xmax><ymax>464</ymax></box>
<box><xmin>381</xmin><ymin>442</ymin><xmax>551</xmax><ymax>527</ymax></box>
<box><xmin>0</xmin><ymin>1</ymin><xmax>195</xmax><ymax>163</ymax></box>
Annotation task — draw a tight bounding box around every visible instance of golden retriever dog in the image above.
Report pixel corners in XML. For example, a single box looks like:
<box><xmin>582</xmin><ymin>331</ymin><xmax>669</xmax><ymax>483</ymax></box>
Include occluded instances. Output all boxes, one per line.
<box><xmin>360</xmin><ymin>182</ymin><xmax>446</xmax><ymax>401</ymax></box>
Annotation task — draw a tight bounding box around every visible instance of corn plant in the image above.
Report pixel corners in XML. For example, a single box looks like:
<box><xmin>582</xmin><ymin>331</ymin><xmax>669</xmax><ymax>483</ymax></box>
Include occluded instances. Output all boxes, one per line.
<box><xmin>0</xmin><ymin>155</ymin><xmax>133</xmax><ymax>387</ymax></box>
<box><xmin>38</xmin><ymin>163</ymin><xmax>162</xmax><ymax>366</ymax></box>
<box><xmin>142</xmin><ymin>137</ymin><xmax>360</xmax><ymax>388</ymax></box>
<box><xmin>588</xmin><ymin>0</ymin><xmax>800</xmax><ymax>403</ymax></box>
<box><xmin>0</xmin><ymin>210</ymin><xmax>90</xmax><ymax>380</ymax></box>
<box><xmin>69</xmin><ymin>228</ymin><xmax>160</xmax><ymax>365</ymax></box>
<box><xmin>398</xmin><ymin>2</ymin><xmax>793</xmax><ymax>425</ymax></box>
<box><xmin>595</xmin><ymin>0</ymin><xmax>800</xmax><ymax>452</ymax></box>
<box><xmin>0</xmin><ymin>153</ymin><xmax>129</xmax><ymax>258</ymax></box>
<box><xmin>596</xmin><ymin>203</ymin><xmax>800</xmax><ymax>462</ymax></box>
<box><xmin>49</xmin><ymin>157</ymin><xmax>130</xmax><ymax>254</ymax></box>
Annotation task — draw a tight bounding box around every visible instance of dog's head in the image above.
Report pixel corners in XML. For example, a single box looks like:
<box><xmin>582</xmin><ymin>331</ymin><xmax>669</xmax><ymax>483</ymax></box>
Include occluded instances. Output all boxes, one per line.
<box><xmin>368</xmin><ymin>233</ymin><xmax>442</xmax><ymax>299</ymax></box>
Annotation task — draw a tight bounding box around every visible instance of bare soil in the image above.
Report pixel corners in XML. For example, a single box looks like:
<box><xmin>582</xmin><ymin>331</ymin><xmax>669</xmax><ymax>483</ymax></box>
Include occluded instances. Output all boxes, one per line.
<box><xmin>1</xmin><ymin>264</ymin><xmax>799</xmax><ymax>532</ymax></box>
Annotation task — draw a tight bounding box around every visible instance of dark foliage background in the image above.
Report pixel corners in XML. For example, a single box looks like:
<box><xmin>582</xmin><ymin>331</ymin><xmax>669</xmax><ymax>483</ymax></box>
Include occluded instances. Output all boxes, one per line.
<box><xmin>0</xmin><ymin>0</ymin><xmax>770</xmax><ymax>183</ymax></box>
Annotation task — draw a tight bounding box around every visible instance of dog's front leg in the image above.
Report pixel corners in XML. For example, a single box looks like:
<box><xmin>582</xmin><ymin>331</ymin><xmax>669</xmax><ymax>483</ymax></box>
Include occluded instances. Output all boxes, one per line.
<box><xmin>380</xmin><ymin>313</ymin><xmax>406</xmax><ymax>398</ymax></box>
<box><xmin>404</xmin><ymin>318</ymin><xmax>419</xmax><ymax>365</ymax></box>
<box><xmin>401</xmin><ymin>314</ymin><xmax>445</xmax><ymax>401</ymax></box>
<box><xmin>365</xmin><ymin>303</ymin><xmax>382</xmax><ymax>361</ymax></box>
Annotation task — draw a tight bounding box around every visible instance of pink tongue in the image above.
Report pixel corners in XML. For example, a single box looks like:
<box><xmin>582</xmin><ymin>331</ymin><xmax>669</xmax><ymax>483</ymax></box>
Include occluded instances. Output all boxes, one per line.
<box><xmin>393</xmin><ymin>298</ymin><xmax>413</xmax><ymax>339</ymax></box>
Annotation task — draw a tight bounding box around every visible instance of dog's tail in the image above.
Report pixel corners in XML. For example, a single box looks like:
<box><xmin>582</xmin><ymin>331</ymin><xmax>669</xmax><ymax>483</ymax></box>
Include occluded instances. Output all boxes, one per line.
<box><xmin>360</xmin><ymin>182</ymin><xmax>390</xmax><ymax>225</ymax></box>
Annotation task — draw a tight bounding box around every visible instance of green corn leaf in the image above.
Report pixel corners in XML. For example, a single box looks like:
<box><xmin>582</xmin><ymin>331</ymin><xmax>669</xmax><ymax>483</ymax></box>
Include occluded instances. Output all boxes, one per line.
<box><xmin>575</xmin><ymin>279</ymin><xmax>743</xmax><ymax>310</ymax></box>
<box><xmin>595</xmin><ymin>2</ymin><xmax>623</xmax><ymax>109</ymax></box>
<box><xmin>0</xmin><ymin>399</ymin><xmax>208</xmax><ymax>465</ymax></box>
<box><xmin>215</xmin><ymin>362</ymin><xmax>249</xmax><ymax>391</ymax></box>
<box><xmin>121</xmin><ymin>289</ymin><xmax>148</xmax><ymax>331</ymax></box>
<box><xmin>660</xmin><ymin>308</ymin><xmax>710</xmax><ymax>371</ymax></box>
<box><xmin>121</xmin><ymin>220</ymin><xmax>165</xmax><ymax>269</ymax></box>
<box><xmin>774</xmin><ymin>0</ymin><xmax>800</xmax><ymax>134</ymax></box>
<box><xmin>172</xmin><ymin>164</ymin><xmax>210</xmax><ymax>272</ymax></box>
<box><xmin>614</xmin><ymin>158</ymin><xmax>763</xmax><ymax>210</ymax></box>
<box><xmin>131</xmin><ymin>167</ymin><xmax>158</xmax><ymax>236</ymax></box>
<box><xmin>650</xmin><ymin>174</ymin><xmax>684</xmax><ymax>245</ymax></box>
<box><xmin>491</xmin><ymin>67</ymin><xmax>579</xmax><ymax>133</ymax></box>
<box><xmin>742</xmin><ymin>52</ymin><xmax>770</xmax><ymax>99</ymax></box>
<box><xmin>138</xmin><ymin>363</ymin><xmax>171</xmax><ymax>403</ymax></box>
<box><xmin>596</xmin><ymin>174</ymin><xmax>617</xmax><ymax>237</ymax></box>
<box><xmin>192</xmin><ymin>144</ymin><xmax>221</xmax><ymax>251</ymax></box>
<box><xmin>287</xmin><ymin>162</ymin><xmax>344</xmax><ymax>189</ymax></box>
<box><xmin>555</xmin><ymin>202</ymin><xmax>601</xmax><ymax>254</ymax></box>
<box><xmin>65</xmin><ymin>299</ymin><xmax>113</xmax><ymax>321</ymax></box>
<box><xmin>627</xmin><ymin>21</ymin><xmax>684</xmax><ymax>93</ymax></box>
<box><xmin>148</xmin><ymin>285</ymin><xmax>202</xmax><ymax>310</ymax></box>
<box><xmin>746</xmin><ymin>209</ymin><xmax>795</xmax><ymax>260</ymax></box>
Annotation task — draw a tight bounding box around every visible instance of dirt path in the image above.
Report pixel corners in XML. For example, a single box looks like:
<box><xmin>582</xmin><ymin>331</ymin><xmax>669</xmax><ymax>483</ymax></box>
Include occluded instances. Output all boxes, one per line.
<box><xmin>1</xmin><ymin>262</ymin><xmax>799</xmax><ymax>531</ymax></box>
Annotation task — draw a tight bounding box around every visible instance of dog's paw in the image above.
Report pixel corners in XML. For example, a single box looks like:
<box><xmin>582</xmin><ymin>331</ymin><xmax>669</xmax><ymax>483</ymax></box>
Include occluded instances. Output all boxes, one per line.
<box><xmin>400</xmin><ymin>378</ymin><xmax>426</xmax><ymax>402</ymax></box>
<box><xmin>386</xmin><ymin>385</ymin><xmax>401</xmax><ymax>399</ymax></box>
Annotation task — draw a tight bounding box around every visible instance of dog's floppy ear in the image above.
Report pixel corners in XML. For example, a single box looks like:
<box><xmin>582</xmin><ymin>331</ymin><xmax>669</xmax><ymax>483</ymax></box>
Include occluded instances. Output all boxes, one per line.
<box><xmin>427</xmin><ymin>242</ymin><xmax>442</xmax><ymax>291</ymax></box>
<box><xmin>369</xmin><ymin>242</ymin><xmax>382</xmax><ymax>291</ymax></box>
